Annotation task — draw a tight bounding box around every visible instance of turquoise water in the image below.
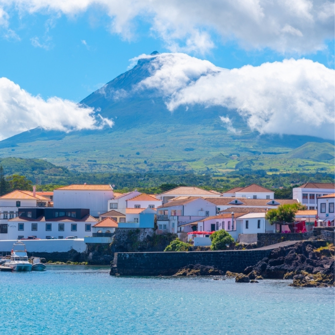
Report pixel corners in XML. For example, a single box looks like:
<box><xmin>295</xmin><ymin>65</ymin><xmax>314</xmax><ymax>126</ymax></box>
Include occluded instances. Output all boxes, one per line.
<box><xmin>0</xmin><ymin>266</ymin><xmax>334</xmax><ymax>335</ymax></box>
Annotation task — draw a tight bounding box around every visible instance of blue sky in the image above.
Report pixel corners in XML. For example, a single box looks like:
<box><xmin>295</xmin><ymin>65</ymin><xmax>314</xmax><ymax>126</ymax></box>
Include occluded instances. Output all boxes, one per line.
<box><xmin>0</xmin><ymin>3</ymin><xmax>334</xmax><ymax>102</ymax></box>
<box><xmin>0</xmin><ymin>1</ymin><xmax>334</xmax><ymax>141</ymax></box>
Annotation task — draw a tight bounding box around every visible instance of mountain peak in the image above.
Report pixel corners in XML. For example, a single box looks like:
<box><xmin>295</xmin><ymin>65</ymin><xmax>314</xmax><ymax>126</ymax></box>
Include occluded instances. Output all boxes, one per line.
<box><xmin>150</xmin><ymin>51</ymin><xmax>159</xmax><ymax>55</ymax></box>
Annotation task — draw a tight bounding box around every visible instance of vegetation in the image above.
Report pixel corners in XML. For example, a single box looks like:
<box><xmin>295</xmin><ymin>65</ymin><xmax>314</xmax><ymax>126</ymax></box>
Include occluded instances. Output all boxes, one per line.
<box><xmin>0</xmin><ymin>165</ymin><xmax>33</xmax><ymax>195</ymax></box>
<box><xmin>210</xmin><ymin>230</ymin><xmax>235</xmax><ymax>250</ymax></box>
<box><xmin>164</xmin><ymin>239</ymin><xmax>192</xmax><ymax>252</ymax></box>
<box><xmin>266</xmin><ymin>203</ymin><xmax>306</xmax><ymax>232</ymax></box>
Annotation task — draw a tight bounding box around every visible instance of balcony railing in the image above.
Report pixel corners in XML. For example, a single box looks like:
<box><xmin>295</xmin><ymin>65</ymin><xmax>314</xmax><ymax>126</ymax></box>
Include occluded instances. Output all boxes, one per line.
<box><xmin>157</xmin><ymin>215</ymin><xmax>169</xmax><ymax>221</ymax></box>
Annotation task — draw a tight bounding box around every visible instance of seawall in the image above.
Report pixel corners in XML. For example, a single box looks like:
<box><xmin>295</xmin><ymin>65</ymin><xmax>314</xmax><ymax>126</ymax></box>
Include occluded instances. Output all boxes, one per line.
<box><xmin>111</xmin><ymin>249</ymin><xmax>272</xmax><ymax>276</ymax></box>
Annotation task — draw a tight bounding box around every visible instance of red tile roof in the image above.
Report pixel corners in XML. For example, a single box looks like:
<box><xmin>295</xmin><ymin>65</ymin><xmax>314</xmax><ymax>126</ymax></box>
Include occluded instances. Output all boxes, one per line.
<box><xmin>319</xmin><ymin>193</ymin><xmax>335</xmax><ymax>198</ymax></box>
<box><xmin>128</xmin><ymin>194</ymin><xmax>161</xmax><ymax>202</ymax></box>
<box><xmin>99</xmin><ymin>210</ymin><xmax>125</xmax><ymax>217</ymax></box>
<box><xmin>298</xmin><ymin>183</ymin><xmax>335</xmax><ymax>189</ymax></box>
<box><xmin>93</xmin><ymin>218</ymin><xmax>118</xmax><ymax>228</ymax></box>
<box><xmin>126</xmin><ymin>208</ymin><xmax>146</xmax><ymax>214</ymax></box>
<box><xmin>237</xmin><ymin>184</ymin><xmax>273</xmax><ymax>193</ymax></box>
<box><xmin>0</xmin><ymin>190</ymin><xmax>50</xmax><ymax>201</ymax></box>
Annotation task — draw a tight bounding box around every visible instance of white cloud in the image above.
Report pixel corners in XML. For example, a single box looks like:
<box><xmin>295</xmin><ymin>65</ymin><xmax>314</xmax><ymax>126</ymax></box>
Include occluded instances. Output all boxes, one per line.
<box><xmin>30</xmin><ymin>36</ymin><xmax>53</xmax><ymax>50</ymax></box>
<box><xmin>0</xmin><ymin>77</ymin><xmax>113</xmax><ymax>140</ymax></box>
<box><xmin>135</xmin><ymin>53</ymin><xmax>335</xmax><ymax>139</ymax></box>
<box><xmin>220</xmin><ymin>116</ymin><xmax>240</xmax><ymax>134</ymax></box>
<box><xmin>0</xmin><ymin>0</ymin><xmax>333</xmax><ymax>53</ymax></box>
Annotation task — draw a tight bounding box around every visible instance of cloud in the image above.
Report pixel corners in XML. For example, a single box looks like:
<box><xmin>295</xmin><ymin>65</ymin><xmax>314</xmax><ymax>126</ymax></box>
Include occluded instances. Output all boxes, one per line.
<box><xmin>220</xmin><ymin>116</ymin><xmax>240</xmax><ymax>134</ymax></box>
<box><xmin>135</xmin><ymin>53</ymin><xmax>335</xmax><ymax>139</ymax></box>
<box><xmin>0</xmin><ymin>0</ymin><xmax>334</xmax><ymax>53</ymax></box>
<box><xmin>30</xmin><ymin>36</ymin><xmax>52</xmax><ymax>50</ymax></box>
<box><xmin>0</xmin><ymin>77</ymin><xmax>113</xmax><ymax>140</ymax></box>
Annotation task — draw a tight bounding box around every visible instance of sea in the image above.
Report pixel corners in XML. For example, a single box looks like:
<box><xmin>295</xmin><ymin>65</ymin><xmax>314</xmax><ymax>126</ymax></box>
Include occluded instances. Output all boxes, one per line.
<box><xmin>0</xmin><ymin>266</ymin><xmax>334</xmax><ymax>335</ymax></box>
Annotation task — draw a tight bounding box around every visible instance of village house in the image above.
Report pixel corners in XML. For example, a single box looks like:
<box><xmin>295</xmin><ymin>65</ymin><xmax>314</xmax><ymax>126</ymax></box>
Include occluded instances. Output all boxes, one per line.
<box><xmin>5</xmin><ymin>207</ymin><xmax>97</xmax><ymax>240</ymax></box>
<box><xmin>293</xmin><ymin>183</ymin><xmax>335</xmax><ymax>210</ymax></box>
<box><xmin>53</xmin><ymin>184</ymin><xmax>116</xmax><ymax>217</ymax></box>
<box><xmin>317</xmin><ymin>193</ymin><xmax>334</xmax><ymax>225</ymax></box>
<box><xmin>157</xmin><ymin>197</ymin><xmax>217</xmax><ymax>233</ymax></box>
<box><xmin>157</xmin><ymin>187</ymin><xmax>221</xmax><ymax>204</ymax></box>
<box><xmin>99</xmin><ymin>210</ymin><xmax>126</xmax><ymax>223</ymax></box>
<box><xmin>223</xmin><ymin>184</ymin><xmax>274</xmax><ymax>199</ymax></box>
<box><xmin>206</xmin><ymin>197</ymin><xmax>298</xmax><ymax>213</ymax></box>
<box><xmin>107</xmin><ymin>190</ymin><xmax>141</xmax><ymax>214</ymax></box>
<box><xmin>84</xmin><ymin>218</ymin><xmax>118</xmax><ymax>244</ymax></box>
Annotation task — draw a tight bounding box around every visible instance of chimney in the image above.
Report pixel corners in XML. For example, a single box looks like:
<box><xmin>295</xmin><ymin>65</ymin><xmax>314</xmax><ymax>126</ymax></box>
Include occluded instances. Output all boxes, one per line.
<box><xmin>33</xmin><ymin>185</ymin><xmax>36</xmax><ymax>197</ymax></box>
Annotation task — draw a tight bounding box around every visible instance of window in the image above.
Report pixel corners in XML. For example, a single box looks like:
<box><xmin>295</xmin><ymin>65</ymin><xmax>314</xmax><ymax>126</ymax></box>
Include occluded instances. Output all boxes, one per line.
<box><xmin>253</xmin><ymin>195</ymin><xmax>257</xmax><ymax>199</ymax></box>
<box><xmin>31</xmin><ymin>223</ymin><xmax>38</xmax><ymax>231</ymax></box>
<box><xmin>232</xmin><ymin>221</ymin><xmax>234</xmax><ymax>230</ymax></box>
<box><xmin>18</xmin><ymin>235</ymin><xmax>24</xmax><ymax>240</ymax></box>
<box><xmin>134</xmin><ymin>218</ymin><xmax>139</xmax><ymax>223</ymax></box>
<box><xmin>309</xmin><ymin>206</ymin><xmax>315</xmax><ymax>210</ymax></box>
<box><xmin>228</xmin><ymin>221</ymin><xmax>231</xmax><ymax>230</ymax></box>
<box><xmin>55</xmin><ymin>212</ymin><xmax>59</xmax><ymax>218</ymax></box>
<box><xmin>9</xmin><ymin>211</ymin><xmax>14</xmax><ymax>219</ymax></box>
<box><xmin>316</xmin><ymin>194</ymin><xmax>322</xmax><ymax>198</ymax></box>
<box><xmin>158</xmin><ymin>210</ymin><xmax>168</xmax><ymax>215</ymax></box>
<box><xmin>211</xmin><ymin>224</ymin><xmax>215</xmax><ymax>231</ymax></box>
<box><xmin>71</xmin><ymin>224</ymin><xmax>77</xmax><ymax>232</ymax></box>
<box><xmin>158</xmin><ymin>224</ymin><xmax>162</xmax><ymax>229</ymax></box>
<box><xmin>66</xmin><ymin>212</ymin><xmax>71</xmax><ymax>217</ymax></box>
<box><xmin>134</xmin><ymin>204</ymin><xmax>141</xmax><ymax>209</ymax></box>
<box><xmin>27</xmin><ymin>212</ymin><xmax>32</xmax><ymax>218</ymax></box>
<box><xmin>119</xmin><ymin>218</ymin><xmax>126</xmax><ymax>223</ymax></box>
<box><xmin>205</xmin><ymin>211</ymin><xmax>210</xmax><ymax>216</ymax></box>
<box><xmin>58</xmin><ymin>223</ymin><xmax>64</xmax><ymax>231</ymax></box>
<box><xmin>3</xmin><ymin>212</ymin><xmax>8</xmax><ymax>219</ymax></box>
<box><xmin>110</xmin><ymin>203</ymin><xmax>118</xmax><ymax>209</ymax></box>
<box><xmin>162</xmin><ymin>224</ymin><xmax>167</xmax><ymax>230</ymax></box>
<box><xmin>71</xmin><ymin>212</ymin><xmax>76</xmax><ymax>218</ymax></box>
<box><xmin>245</xmin><ymin>220</ymin><xmax>249</xmax><ymax>229</ymax></box>
<box><xmin>266</xmin><ymin>195</ymin><xmax>270</xmax><ymax>199</ymax></box>
<box><xmin>320</xmin><ymin>203</ymin><xmax>326</xmax><ymax>213</ymax></box>
<box><xmin>302</xmin><ymin>194</ymin><xmax>308</xmax><ymax>199</ymax></box>
<box><xmin>58</xmin><ymin>211</ymin><xmax>65</xmax><ymax>217</ymax></box>
<box><xmin>85</xmin><ymin>224</ymin><xmax>91</xmax><ymax>232</ymax></box>
<box><xmin>329</xmin><ymin>203</ymin><xmax>334</xmax><ymax>213</ymax></box>
<box><xmin>45</xmin><ymin>223</ymin><xmax>52</xmax><ymax>231</ymax></box>
<box><xmin>16</xmin><ymin>201</ymin><xmax>21</xmax><ymax>207</ymax></box>
<box><xmin>0</xmin><ymin>224</ymin><xmax>8</xmax><ymax>234</ymax></box>
<box><xmin>18</xmin><ymin>223</ymin><xmax>24</xmax><ymax>231</ymax></box>
<box><xmin>149</xmin><ymin>205</ymin><xmax>155</xmax><ymax>209</ymax></box>
<box><xmin>171</xmin><ymin>210</ymin><xmax>182</xmax><ymax>216</ymax></box>
<box><xmin>216</xmin><ymin>222</ymin><xmax>219</xmax><ymax>230</ymax></box>
<box><xmin>309</xmin><ymin>194</ymin><xmax>315</xmax><ymax>200</ymax></box>
<box><xmin>58</xmin><ymin>236</ymin><xmax>63</xmax><ymax>239</ymax></box>
<box><xmin>257</xmin><ymin>220</ymin><xmax>261</xmax><ymax>229</ymax></box>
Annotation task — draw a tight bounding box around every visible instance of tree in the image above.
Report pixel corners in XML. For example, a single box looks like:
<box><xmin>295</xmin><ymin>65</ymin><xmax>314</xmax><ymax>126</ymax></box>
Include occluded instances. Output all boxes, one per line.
<box><xmin>0</xmin><ymin>165</ymin><xmax>7</xmax><ymax>196</ymax></box>
<box><xmin>6</xmin><ymin>174</ymin><xmax>33</xmax><ymax>192</ymax></box>
<box><xmin>210</xmin><ymin>230</ymin><xmax>235</xmax><ymax>250</ymax></box>
<box><xmin>164</xmin><ymin>238</ymin><xmax>192</xmax><ymax>252</ymax></box>
<box><xmin>266</xmin><ymin>203</ymin><xmax>306</xmax><ymax>232</ymax></box>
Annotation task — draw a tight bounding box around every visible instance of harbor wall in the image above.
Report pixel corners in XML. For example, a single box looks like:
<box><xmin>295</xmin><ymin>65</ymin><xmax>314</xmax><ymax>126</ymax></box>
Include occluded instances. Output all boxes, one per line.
<box><xmin>0</xmin><ymin>239</ymin><xmax>86</xmax><ymax>254</ymax></box>
<box><xmin>111</xmin><ymin>249</ymin><xmax>272</xmax><ymax>276</ymax></box>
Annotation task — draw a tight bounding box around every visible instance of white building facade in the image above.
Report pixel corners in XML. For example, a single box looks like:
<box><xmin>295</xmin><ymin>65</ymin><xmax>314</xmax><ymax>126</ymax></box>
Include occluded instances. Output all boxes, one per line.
<box><xmin>293</xmin><ymin>183</ymin><xmax>335</xmax><ymax>210</ymax></box>
<box><xmin>317</xmin><ymin>193</ymin><xmax>335</xmax><ymax>224</ymax></box>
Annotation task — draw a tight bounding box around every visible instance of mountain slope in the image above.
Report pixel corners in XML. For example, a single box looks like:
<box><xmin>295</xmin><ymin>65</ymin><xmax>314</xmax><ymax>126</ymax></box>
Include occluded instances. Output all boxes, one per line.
<box><xmin>0</xmin><ymin>53</ymin><xmax>333</xmax><ymax>174</ymax></box>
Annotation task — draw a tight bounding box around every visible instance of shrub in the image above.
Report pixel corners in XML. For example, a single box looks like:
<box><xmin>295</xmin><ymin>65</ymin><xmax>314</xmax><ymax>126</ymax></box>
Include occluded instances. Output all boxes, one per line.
<box><xmin>164</xmin><ymin>238</ymin><xmax>192</xmax><ymax>252</ymax></box>
<box><xmin>210</xmin><ymin>230</ymin><xmax>234</xmax><ymax>250</ymax></box>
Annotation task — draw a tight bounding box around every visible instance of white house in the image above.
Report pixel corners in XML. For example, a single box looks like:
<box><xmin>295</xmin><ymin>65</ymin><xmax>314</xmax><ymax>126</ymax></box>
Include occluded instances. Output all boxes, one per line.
<box><xmin>53</xmin><ymin>184</ymin><xmax>115</xmax><ymax>217</ymax></box>
<box><xmin>157</xmin><ymin>187</ymin><xmax>221</xmax><ymax>204</ymax></box>
<box><xmin>157</xmin><ymin>197</ymin><xmax>217</xmax><ymax>233</ymax></box>
<box><xmin>99</xmin><ymin>210</ymin><xmax>126</xmax><ymax>223</ymax></box>
<box><xmin>293</xmin><ymin>183</ymin><xmax>335</xmax><ymax>210</ymax></box>
<box><xmin>0</xmin><ymin>190</ymin><xmax>51</xmax><ymax>238</ymax></box>
<box><xmin>4</xmin><ymin>208</ymin><xmax>97</xmax><ymax>240</ymax></box>
<box><xmin>206</xmin><ymin>197</ymin><xmax>298</xmax><ymax>213</ymax></box>
<box><xmin>317</xmin><ymin>193</ymin><xmax>334</xmax><ymax>224</ymax></box>
<box><xmin>107</xmin><ymin>191</ymin><xmax>141</xmax><ymax>214</ymax></box>
<box><xmin>234</xmin><ymin>213</ymin><xmax>275</xmax><ymax>240</ymax></box>
<box><xmin>126</xmin><ymin>194</ymin><xmax>162</xmax><ymax>209</ymax></box>
<box><xmin>84</xmin><ymin>218</ymin><xmax>118</xmax><ymax>244</ymax></box>
<box><xmin>223</xmin><ymin>184</ymin><xmax>274</xmax><ymax>199</ymax></box>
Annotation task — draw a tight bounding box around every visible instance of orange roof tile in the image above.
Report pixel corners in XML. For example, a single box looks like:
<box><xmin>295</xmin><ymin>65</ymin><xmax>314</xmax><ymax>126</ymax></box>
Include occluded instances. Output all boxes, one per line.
<box><xmin>223</xmin><ymin>187</ymin><xmax>243</xmax><ymax>193</ymax></box>
<box><xmin>298</xmin><ymin>183</ymin><xmax>335</xmax><ymax>189</ymax></box>
<box><xmin>93</xmin><ymin>218</ymin><xmax>118</xmax><ymax>228</ymax></box>
<box><xmin>296</xmin><ymin>210</ymin><xmax>317</xmax><ymax>216</ymax></box>
<box><xmin>0</xmin><ymin>190</ymin><xmax>49</xmax><ymax>201</ymax></box>
<box><xmin>319</xmin><ymin>193</ymin><xmax>335</xmax><ymax>198</ymax></box>
<box><xmin>237</xmin><ymin>184</ymin><xmax>273</xmax><ymax>193</ymax></box>
<box><xmin>56</xmin><ymin>184</ymin><xmax>112</xmax><ymax>191</ymax></box>
<box><xmin>126</xmin><ymin>208</ymin><xmax>146</xmax><ymax>214</ymax></box>
<box><xmin>160</xmin><ymin>187</ymin><xmax>220</xmax><ymax>196</ymax></box>
<box><xmin>128</xmin><ymin>194</ymin><xmax>161</xmax><ymax>202</ymax></box>
<box><xmin>99</xmin><ymin>210</ymin><xmax>125</xmax><ymax>217</ymax></box>
<box><xmin>36</xmin><ymin>191</ymin><xmax>54</xmax><ymax>196</ymax></box>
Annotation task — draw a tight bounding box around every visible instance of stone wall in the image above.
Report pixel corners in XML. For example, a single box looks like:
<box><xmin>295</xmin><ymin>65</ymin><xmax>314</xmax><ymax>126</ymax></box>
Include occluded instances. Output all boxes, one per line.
<box><xmin>257</xmin><ymin>232</ymin><xmax>312</xmax><ymax>247</ymax></box>
<box><xmin>320</xmin><ymin>230</ymin><xmax>335</xmax><ymax>244</ymax></box>
<box><xmin>111</xmin><ymin>249</ymin><xmax>272</xmax><ymax>276</ymax></box>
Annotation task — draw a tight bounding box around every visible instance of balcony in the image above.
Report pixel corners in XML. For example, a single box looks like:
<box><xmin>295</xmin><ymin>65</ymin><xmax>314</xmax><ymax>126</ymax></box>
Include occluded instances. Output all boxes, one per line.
<box><xmin>157</xmin><ymin>215</ymin><xmax>169</xmax><ymax>221</ymax></box>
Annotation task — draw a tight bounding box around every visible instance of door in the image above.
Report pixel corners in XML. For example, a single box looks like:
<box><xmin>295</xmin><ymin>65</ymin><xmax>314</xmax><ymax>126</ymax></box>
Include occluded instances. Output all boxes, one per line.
<box><xmin>211</xmin><ymin>224</ymin><xmax>215</xmax><ymax>231</ymax></box>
